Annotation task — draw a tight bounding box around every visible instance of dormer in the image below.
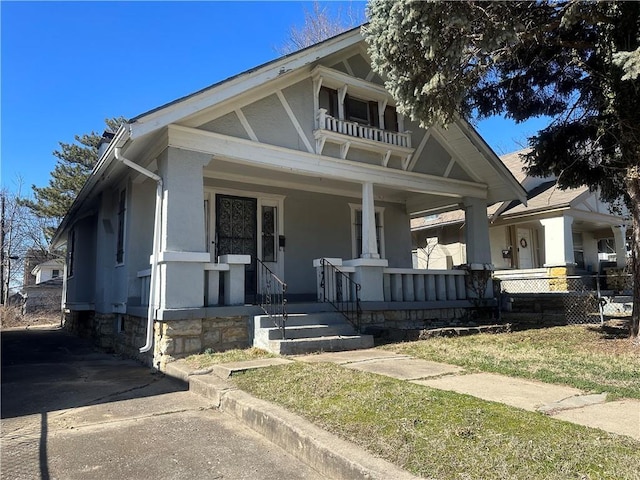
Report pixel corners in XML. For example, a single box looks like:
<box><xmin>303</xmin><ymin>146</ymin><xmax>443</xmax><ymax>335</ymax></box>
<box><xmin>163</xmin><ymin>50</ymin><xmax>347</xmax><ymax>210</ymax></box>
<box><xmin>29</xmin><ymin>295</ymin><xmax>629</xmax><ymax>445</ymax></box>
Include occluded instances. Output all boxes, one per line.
<box><xmin>312</xmin><ymin>65</ymin><xmax>415</xmax><ymax>168</ymax></box>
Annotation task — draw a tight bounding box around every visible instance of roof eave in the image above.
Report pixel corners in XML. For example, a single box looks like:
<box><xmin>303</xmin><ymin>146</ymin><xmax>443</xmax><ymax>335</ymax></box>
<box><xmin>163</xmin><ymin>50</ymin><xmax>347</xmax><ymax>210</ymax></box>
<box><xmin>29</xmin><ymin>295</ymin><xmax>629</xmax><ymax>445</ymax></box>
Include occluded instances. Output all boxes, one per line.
<box><xmin>51</xmin><ymin>124</ymin><xmax>131</xmax><ymax>248</ymax></box>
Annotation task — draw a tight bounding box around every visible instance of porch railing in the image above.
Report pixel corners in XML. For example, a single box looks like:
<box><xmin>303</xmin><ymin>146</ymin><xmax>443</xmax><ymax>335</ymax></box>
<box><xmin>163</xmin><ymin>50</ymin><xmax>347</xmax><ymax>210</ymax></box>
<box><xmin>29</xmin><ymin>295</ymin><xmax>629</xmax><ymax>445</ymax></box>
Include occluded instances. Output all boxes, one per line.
<box><xmin>256</xmin><ymin>257</ymin><xmax>288</xmax><ymax>339</ymax></box>
<box><xmin>319</xmin><ymin>258</ymin><xmax>362</xmax><ymax>332</ymax></box>
<box><xmin>383</xmin><ymin>268</ymin><xmax>468</xmax><ymax>302</ymax></box>
<box><xmin>318</xmin><ymin>109</ymin><xmax>412</xmax><ymax>148</ymax></box>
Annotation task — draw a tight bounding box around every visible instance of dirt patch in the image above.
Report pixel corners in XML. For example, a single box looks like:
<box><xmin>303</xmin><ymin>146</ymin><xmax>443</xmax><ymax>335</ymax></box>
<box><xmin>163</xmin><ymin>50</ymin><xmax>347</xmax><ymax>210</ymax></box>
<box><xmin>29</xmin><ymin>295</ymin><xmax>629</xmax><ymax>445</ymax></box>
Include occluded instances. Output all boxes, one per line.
<box><xmin>588</xmin><ymin>319</ymin><xmax>639</xmax><ymax>355</ymax></box>
<box><xmin>1</xmin><ymin>306</ymin><xmax>61</xmax><ymax>329</ymax></box>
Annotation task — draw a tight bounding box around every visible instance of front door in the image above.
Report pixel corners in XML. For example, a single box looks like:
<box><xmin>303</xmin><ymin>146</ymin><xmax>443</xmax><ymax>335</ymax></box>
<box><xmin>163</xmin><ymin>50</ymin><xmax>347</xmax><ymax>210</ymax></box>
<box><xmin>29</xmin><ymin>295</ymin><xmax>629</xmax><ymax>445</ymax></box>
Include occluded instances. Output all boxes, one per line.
<box><xmin>215</xmin><ymin>195</ymin><xmax>257</xmax><ymax>302</ymax></box>
<box><xmin>517</xmin><ymin>228</ymin><xmax>533</xmax><ymax>269</ymax></box>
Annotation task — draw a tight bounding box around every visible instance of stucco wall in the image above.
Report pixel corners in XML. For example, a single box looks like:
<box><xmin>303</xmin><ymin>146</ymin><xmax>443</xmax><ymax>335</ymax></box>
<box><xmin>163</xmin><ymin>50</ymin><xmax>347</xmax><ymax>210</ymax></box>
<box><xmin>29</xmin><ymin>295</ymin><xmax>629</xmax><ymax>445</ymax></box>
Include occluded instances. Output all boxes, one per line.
<box><xmin>65</xmin><ymin>215</ymin><xmax>97</xmax><ymax>307</ymax></box>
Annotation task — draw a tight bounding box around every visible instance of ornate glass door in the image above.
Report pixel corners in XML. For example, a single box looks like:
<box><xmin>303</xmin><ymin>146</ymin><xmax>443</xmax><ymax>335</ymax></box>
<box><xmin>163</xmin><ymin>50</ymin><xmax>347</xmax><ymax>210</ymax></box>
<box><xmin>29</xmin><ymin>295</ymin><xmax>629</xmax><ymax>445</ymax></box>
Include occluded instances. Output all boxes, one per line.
<box><xmin>215</xmin><ymin>195</ymin><xmax>257</xmax><ymax>302</ymax></box>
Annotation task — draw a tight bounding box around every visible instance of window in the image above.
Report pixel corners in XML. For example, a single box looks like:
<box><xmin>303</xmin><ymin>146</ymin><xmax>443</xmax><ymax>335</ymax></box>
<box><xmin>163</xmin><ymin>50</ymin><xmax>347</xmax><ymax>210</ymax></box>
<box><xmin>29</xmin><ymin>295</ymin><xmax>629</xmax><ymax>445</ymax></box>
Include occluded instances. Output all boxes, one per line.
<box><xmin>262</xmin><ymin>205</ymin><xmax>277</xmax><ymax>262</ymax></box>
<box><xmin>384</xmin><ymin>105</ymin><xmax>398</xmax><ymax>132</ymax></box>
<box><xmin>345</xmin><ymin>95</ymin><xmax>378</xmax><ymax>127</ymax></box>
<box><xmin>319</xmin><ymin>87</ymin><xmax>338</xmax><ymax>118</ymax></box>
<box><xmin>51</xmin><ymin>269</ymin><xmax>60</xmax><ymax>278</ymax></box>
<box><xmin>67</xmin><ymin>229</ymin><xmax>75</xmax><ymax>277</ymax></box>
<box><xmin>350</xmin><ymin>205</ymin><xmax>385</xmax><ymax>258</ymax></box>
<box><xmin>116</xmin><ymin>189</ymin><xmax>126</xmax><ymax>264</ymax></box>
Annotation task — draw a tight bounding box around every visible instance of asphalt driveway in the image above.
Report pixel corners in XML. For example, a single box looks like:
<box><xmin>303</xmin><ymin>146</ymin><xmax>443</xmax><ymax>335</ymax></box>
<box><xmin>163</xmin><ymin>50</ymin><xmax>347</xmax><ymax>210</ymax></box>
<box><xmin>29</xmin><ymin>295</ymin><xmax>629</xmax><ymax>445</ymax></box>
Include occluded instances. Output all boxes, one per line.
<box><xmin>1</xmin><ymin>326</ymin><xmax>324</xmax><ymax>479</ymax></box>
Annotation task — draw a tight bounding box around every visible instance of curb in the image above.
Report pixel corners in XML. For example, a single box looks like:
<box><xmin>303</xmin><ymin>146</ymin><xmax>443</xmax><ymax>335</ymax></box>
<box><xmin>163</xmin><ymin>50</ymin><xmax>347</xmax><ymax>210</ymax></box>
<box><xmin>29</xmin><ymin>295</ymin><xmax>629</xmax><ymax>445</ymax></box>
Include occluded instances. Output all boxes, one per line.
<box><xmin>164</xmin><ymin>361</ymin><xmax>418</xmax><ymax>480</ymax></box>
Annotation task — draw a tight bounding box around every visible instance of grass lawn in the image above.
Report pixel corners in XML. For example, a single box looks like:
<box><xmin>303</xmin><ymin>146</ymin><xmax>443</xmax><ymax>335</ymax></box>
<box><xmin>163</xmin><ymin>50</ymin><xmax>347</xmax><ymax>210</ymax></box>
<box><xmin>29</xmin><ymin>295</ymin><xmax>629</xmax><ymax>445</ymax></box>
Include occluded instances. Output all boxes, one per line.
<box><xmin>184</xmin><ymin>347</ymin><xmax>275</xmax><ymax>369</ymax></box>
<box><xmin>185</xmin><ymin>323</ymin><xmax>640</xmax><ymax>479</ymax></box>
<box><xmin>380</xmin><ymin>323</ymin><xmax>640</xmax><ymax>399</ymax></box>
<box><xmin>232</xmin><ymin>362</ymin><xmax>640</xmax><ymax>480</ymax></box>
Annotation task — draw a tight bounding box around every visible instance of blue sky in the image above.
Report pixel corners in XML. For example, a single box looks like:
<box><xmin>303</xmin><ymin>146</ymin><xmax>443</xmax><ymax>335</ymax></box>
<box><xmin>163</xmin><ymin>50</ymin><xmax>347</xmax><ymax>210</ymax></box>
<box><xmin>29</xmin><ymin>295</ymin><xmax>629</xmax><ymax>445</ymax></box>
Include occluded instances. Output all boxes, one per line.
<box><xmin>1</xmin><ymin>1</ymin><xmax>547</xmax><ymax>197</ymax></box>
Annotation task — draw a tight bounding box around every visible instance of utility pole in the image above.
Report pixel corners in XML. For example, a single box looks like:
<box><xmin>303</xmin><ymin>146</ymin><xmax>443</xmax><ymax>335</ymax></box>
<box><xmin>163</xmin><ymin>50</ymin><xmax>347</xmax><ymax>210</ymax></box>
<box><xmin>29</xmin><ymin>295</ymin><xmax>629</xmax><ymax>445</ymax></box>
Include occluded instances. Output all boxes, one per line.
<box><xmin>1</xmin><ymin>192</ymin><xmax>5</xmax><ymax>305</ymax></box>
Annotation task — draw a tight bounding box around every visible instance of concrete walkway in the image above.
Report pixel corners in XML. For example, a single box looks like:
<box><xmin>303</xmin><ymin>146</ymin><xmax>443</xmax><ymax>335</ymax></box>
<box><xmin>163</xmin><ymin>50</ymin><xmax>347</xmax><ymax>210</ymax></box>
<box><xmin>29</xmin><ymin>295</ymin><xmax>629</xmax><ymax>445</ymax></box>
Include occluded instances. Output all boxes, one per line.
<box><xmin>294</xmin><ymin>349</ymin><xmax>640</xmax><ymax>441</ymax></box>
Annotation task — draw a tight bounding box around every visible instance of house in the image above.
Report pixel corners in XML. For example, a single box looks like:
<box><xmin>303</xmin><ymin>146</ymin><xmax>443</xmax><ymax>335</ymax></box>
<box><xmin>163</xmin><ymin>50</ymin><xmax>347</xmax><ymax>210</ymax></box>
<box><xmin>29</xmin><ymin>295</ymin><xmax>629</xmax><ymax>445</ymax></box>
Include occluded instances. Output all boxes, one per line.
<box><xmin>412</xmin><ymin>149</ymin><xmax>629</xmax><ymax>282</ymax></box>
<box><xmin>31</xmin><ymin>259</ymin><xmax>64</xmax><ymax>284</ymax></box>
<box><xmin>51</xmin><ymin>27</ymin><xmax>526</xmax><ymax>369</ymax></box>
<box><xmin>21</xmin><ymin>259</ymin><xmax>64</xmax><ymax>314</ymax></box>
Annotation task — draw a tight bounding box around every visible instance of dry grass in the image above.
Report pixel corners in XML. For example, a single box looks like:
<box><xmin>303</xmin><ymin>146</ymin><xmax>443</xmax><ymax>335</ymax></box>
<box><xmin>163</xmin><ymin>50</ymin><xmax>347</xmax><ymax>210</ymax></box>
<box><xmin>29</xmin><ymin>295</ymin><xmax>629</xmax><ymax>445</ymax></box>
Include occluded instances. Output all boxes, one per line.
<box><xmin>233</xmin><ymin>362</ymin><xmax>640</xmax><ymax>480</ymax></box>
<box><xmin>184</xmin><ymin>347</ymin><xmax>275</xmax><ymax>369</ymax></box>
<box><xmin>380</xmin><ymin>323</ymin><xmax>640</xmax><ymax>399</ymax></box>
<box><xmin>0</xmin><ymin>305</ymin><xmax>61</xmax><ymax>330</ymax></box>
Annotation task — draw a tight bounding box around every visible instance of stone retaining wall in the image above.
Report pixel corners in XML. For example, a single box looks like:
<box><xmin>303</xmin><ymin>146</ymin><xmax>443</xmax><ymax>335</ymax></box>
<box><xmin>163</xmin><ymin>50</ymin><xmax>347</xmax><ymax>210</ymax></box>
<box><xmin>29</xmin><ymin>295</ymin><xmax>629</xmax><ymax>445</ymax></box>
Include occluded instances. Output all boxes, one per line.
<box><xmin>154</xmin><ymin>316</ymin><xmax>250</xmax><ymax>370</ymax></box>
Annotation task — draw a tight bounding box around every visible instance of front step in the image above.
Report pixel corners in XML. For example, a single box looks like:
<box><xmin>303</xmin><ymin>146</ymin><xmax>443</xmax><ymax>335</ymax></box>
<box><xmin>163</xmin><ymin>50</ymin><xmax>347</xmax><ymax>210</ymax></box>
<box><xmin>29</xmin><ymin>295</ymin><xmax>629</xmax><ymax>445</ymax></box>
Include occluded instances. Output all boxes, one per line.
<box><xmin>253</xmin><ymin>312</ymin><xmax>374</xmax><ymax>355</ymax></box>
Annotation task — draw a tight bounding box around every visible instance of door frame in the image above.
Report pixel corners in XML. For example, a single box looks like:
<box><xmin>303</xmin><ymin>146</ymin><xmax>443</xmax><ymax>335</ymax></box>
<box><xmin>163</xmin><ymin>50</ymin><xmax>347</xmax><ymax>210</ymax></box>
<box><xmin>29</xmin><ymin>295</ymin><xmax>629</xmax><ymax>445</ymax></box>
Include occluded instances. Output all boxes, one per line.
<box><xmin>205</xmin><ymin>187</ymin><xmax>285</xmax><ymax>280</ymax></box>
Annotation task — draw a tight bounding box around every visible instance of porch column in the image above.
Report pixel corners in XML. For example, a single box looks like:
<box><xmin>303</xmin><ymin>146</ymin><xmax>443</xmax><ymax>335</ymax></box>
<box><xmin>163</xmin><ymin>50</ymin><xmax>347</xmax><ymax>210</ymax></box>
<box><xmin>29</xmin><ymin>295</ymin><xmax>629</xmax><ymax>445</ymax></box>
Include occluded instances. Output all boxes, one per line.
<box><xmin>463</xmin><ymin>197</ymin><xmax>491</xmax><ymax>265</ymax></box>
<box><xmin>611</xmin><ymin>224</ymin><xmax>627</xmax><ymax>268</ymax></box>
<box><xmin>157</xmin><ymin>148</ymin><xmax>211</xmax><ymax>309</ymax></box>
<box><xmin>540</xmin><ymin>215</ymin><xmax>575</xmax><ymax>273</ymax></box>
<box><xmin>361</xmin><ymin>182</ymin><xmax>380</xmax><ymax>259</ymax></box>
<box><xmin>463</xmin><ymin>197</ymin><xmax>493</xmax><ymax>299</ymax></box>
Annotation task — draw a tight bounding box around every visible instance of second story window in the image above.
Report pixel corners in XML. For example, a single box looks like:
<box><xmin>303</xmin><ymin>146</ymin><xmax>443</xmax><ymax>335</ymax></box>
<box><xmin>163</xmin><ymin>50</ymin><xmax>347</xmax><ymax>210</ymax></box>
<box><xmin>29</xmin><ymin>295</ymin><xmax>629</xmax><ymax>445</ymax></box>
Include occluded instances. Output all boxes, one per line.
<box><xmin>116</xmin><ymin>189</ymin><xmax>126</xmax><ymax>265</ymax></box>
<box><xmin>319</xmin><ymin>87</ymin><xmax>338</xmax><ymax>118</ymax></box>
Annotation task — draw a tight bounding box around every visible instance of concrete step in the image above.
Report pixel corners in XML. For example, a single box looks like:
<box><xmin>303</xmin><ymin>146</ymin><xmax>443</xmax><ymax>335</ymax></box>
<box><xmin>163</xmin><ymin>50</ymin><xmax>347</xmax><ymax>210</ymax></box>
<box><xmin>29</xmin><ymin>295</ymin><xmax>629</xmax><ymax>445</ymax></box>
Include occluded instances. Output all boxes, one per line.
<box><xmin>263</xmin><ymin>323</ymin><xmax>356</xmax><ymax>340</ymax></box>
<box><xmin>253</xmin><ymin>311</ymin><xmax>371</xmax><ymax>355</ymax></box>
<box><xmin>268</xmin><ymin>334</ymin><xmax>375</xmax><ymax>356</ymax></box>
<box><xmin>255</xmin><ymin>312</ymin><xmax>349</xmax><ymax>329</ymax></box>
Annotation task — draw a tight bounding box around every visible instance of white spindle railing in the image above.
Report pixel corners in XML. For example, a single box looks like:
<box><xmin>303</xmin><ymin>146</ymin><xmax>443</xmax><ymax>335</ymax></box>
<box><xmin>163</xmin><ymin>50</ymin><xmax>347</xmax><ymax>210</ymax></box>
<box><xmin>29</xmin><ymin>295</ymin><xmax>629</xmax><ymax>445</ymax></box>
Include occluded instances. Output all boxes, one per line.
<box><xmin>318</xmin><ymin>109</ymin><xmax>411</xmax><ymax>148</ymax></box>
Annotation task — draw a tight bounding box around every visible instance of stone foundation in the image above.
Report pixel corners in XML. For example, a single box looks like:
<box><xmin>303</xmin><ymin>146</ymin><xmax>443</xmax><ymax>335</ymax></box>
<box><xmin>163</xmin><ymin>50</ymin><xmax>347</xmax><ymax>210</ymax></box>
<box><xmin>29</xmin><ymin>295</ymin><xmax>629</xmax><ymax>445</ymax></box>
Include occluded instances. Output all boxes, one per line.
<box><xmin>154</xmin><ymin>315</ymin><xmax>250</xmax><ymax>370</ymax></box>
<box><xmin>360</xmin><ymin>306</ymin><xmax>500</xmax><ymax>342</ymax></box>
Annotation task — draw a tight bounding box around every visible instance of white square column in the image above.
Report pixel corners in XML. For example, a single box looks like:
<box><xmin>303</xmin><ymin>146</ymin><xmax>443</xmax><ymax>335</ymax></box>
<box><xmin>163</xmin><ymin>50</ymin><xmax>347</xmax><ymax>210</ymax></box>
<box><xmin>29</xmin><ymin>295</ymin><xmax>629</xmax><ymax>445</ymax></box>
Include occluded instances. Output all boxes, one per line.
<box><xmin>361</xmin><ymin>182</ymin><xmax>380</xmax><ymax>260</ymax></box>
<box><xmin>540</xmin><ymin>215</ymin><xmax>575</xmax><ymax>267</ymax></box>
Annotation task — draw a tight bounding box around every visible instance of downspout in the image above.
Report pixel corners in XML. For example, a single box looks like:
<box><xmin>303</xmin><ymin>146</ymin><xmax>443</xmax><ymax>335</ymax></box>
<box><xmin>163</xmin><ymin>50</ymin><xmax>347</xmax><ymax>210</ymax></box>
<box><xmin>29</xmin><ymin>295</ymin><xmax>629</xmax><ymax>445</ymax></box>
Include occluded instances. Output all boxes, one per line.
<box><xmin>114</xmin><ymin>147</ymin><xmax>163</xmax><ymax>354</ymax></box>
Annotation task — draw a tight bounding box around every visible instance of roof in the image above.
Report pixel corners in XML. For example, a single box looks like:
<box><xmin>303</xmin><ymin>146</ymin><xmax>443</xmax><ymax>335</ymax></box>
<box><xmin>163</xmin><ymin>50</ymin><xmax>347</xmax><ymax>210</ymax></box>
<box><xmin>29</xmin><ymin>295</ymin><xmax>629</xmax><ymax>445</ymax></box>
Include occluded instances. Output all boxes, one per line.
<box><xmin>411</xmin><ymin>149</ymin><xmax>590</xmax><ymax>231</ymax></box>
<box><xmin>31</xmin><ymin>259</ymin><xmax>64</xmax><ymax>275</ymax></box>
<box><xmin>52</xmin><ymin>27</ymin><xmax>366</xmax><ymax>247</ymax></box>
<box><xmin>52</xmin><ymin>26</ymin><xmax>526</xmax><ymax>245</ymax></box>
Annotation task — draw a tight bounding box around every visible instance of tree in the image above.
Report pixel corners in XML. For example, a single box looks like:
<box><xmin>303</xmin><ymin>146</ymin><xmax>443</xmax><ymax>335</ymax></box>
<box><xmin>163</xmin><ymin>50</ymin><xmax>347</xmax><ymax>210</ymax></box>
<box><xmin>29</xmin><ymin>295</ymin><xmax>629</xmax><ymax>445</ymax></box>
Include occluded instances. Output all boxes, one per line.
<box><xmin>278</xmin><ymin>1</ymin><xmax>365</xmax><ymax>54</ymax></box>
<box><xmin>20</xmin><ymin>117</ymin><xmax>125</xmax><ymax>238</ymax></box>
<box><xmin>365</xmin><ymin>0</ymin><xmax>640</xmax><ymax>339</ymax></box>
<box><xmin>1</xmin><ymin>180</ymin><xmax>55</xmax><ymax>304</ymax></box>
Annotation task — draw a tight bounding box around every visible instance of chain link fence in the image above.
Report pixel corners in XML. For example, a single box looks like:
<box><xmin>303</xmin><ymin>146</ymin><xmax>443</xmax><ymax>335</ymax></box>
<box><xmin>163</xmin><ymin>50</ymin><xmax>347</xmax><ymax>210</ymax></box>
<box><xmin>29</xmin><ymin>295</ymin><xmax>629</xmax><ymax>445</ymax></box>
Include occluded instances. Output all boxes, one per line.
<box><xmin>496</xmin><ymin>272</ymin><xmax>633</xmax><ymax>325</ymax></box>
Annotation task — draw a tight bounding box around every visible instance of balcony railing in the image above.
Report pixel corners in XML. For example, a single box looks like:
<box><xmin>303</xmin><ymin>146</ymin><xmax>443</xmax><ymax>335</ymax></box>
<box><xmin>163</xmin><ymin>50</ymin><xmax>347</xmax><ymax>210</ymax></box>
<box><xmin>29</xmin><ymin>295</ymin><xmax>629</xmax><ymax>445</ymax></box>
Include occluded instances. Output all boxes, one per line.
<box><xmin>317</xmin><ymin>109</ymin><xmax>412</xmax><ymax>149</ymax></box>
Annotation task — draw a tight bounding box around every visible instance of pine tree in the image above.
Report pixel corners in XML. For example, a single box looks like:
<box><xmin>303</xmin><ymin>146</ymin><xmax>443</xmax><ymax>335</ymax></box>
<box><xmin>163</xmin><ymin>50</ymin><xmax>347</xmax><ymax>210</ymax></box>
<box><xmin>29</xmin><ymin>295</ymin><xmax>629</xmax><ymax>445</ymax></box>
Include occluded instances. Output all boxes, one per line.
<box><xmin>365</xmin><ymin>0</ymin><xmax>640</xmax><ymax>338</ymax></box>
<box><xmin>20</xmin><ymin>117</ymin><xmax>125</xmax><ymax>236</ymax></box>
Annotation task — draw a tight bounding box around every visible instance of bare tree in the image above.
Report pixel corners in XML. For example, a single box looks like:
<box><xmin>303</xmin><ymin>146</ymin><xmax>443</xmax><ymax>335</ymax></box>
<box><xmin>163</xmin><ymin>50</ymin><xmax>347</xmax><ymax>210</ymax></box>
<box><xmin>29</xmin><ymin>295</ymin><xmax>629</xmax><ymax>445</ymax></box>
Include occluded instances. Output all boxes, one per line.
<box><xmin>278</xmin><ymin>1</ymin><xmax>365</xmax><ymax>55</ymax></box>
<box><xmin>1</xmin><ymin>178</ymin><xmax>57</xmax><ymax>304</ymax></box>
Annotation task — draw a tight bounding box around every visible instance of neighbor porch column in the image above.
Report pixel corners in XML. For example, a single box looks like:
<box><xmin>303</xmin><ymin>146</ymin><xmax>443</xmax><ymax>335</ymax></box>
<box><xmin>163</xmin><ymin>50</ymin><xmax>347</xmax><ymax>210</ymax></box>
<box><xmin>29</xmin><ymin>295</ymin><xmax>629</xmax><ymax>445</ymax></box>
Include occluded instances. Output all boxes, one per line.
<box><xmin>361</xmin><ymin>182</ymin><xmax>380</xmax><ymax>259</ymax></box>
<box><xmin>463</xmin><ymin>197</ymin><xmax>491</xmax><ymax>265</ymax></box>
<box><xmin>611</xmin><ymin>224</ymin><xmax>627</xmax><ymax>268</ymax></box>
<box><xmin>540</xmin><ymin>215</ymin><xmax>575</xmax><ymax>274</ymax></box>
<box><xmin>157</xmin><ymin>148</ymin><xmax>211</xmax><ymax>309</ymax></box>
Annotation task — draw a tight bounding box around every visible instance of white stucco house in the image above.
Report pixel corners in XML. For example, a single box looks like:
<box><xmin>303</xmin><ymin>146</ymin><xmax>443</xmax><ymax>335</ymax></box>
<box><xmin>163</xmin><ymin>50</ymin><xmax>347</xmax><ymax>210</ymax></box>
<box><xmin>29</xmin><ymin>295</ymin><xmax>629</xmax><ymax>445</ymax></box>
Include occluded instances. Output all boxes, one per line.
<box><xmin>52</xmin><ymin>27</ymin><xmax>526</xmax><ymax>369</ymax></box>
<box><xmin>412</xmin><ymin>149</ymin><xmax>629</xmax><ymax>280</ymax></box>
<box><xmin>31</xmin><ymin>259</ymin><xmax>64</xmax><ymax>284</ymax></box>
<box><xmin>20</xmin><ymin>259</ymin><xmax>65</xmax><ymax>314</ymax></box>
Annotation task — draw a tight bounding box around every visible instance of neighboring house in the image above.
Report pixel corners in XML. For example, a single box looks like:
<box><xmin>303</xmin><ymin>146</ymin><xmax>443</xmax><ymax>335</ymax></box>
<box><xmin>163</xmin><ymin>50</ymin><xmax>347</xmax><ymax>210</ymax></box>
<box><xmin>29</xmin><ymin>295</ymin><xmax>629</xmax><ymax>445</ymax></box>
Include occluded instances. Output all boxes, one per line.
<box><xmin>412</xmin><ymin>149</ymin><xmax>629</xmax><ymax>278</ymax></box>
<box><xmin>31</xmin><ymin>259</ymin><xmax>64</xmax><ymax>284</ymax></box>
<box><xmin>21</xmin><ymin>259</ymin><xmax>65</xmax><ymax>314</ymax></box>
<box><xmin>51</xmin><ymin>28</ymin><xmax>525</xmax><ymax>369</ymax></box>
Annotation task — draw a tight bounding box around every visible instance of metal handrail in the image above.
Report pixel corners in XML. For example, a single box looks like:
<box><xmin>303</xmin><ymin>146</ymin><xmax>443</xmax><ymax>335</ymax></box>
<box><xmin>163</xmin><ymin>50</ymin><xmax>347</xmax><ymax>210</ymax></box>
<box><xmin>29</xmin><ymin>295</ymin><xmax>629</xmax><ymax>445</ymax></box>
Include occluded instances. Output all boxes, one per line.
<box><xmin>319</xmin><ymin>258</ymin><xmax>362</xmax><ymax>332</ymax></box>
<box><xmin>256</xmin><ymin>257</ymin><xmax>287</xmax><ymax>339</ymax></box>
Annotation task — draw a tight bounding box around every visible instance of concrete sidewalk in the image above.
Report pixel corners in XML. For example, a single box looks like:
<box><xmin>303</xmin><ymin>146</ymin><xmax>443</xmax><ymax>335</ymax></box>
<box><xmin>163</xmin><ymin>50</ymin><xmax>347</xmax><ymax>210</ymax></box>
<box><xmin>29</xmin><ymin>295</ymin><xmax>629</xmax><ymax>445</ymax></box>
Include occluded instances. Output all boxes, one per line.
<box><xmin>295</xmin><ymin>349</ymin><xmax>640</xmax><ymax>441</ymax></box>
